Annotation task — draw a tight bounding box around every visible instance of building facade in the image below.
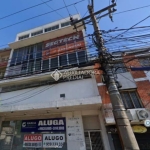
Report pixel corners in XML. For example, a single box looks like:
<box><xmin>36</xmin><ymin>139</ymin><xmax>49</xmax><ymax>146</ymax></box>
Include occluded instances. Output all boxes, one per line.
<box><xmin>0</xmin><ymin>14</ymin><xmax>150</xmax><ymax>150</ymax></box>
<box><xmin>0</xmin><ymin>15</ymin><xmax>110</xmax><ymax>150</ymax></box>
<box><xmin>96</xmin><ymin>49</ymin><xmax>150</xmax><ymax>150</ymax></box>
<box><xmin>0</xmin><ymin>48</ymin><xmax>11</xmax><ymax>79</ymax></box>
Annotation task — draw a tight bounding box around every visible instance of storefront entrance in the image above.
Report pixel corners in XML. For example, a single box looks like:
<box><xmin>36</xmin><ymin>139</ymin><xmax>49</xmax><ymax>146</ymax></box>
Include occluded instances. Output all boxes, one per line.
<box><xmin>84</xmin><ymin>130</ymin><xmax>104</xmax><ymax>150</ymax></box>
<box><xmin>107</xmin><ymin>125</ymin><xmax>150</xmax><ymax>150</ymax></box>
<box><xmin>0</xmin><ymin>119</ymin><xmax>67</xmax><ymax>150</ymax></box>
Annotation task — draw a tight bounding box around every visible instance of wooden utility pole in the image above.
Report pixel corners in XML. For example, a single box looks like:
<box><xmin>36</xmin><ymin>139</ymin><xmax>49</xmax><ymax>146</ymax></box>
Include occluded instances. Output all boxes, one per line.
<box><xmin>72</xmin><ymin>3</ymin><xmax>140</xmax><ymax>150</ymax></box>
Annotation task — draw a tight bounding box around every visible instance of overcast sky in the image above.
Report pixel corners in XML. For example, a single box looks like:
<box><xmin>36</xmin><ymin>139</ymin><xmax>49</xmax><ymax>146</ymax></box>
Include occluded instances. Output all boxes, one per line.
<box><xmin>0</xmin><ymin>0</ymin><xmax>150</xmax><ymax>48</ymax></box>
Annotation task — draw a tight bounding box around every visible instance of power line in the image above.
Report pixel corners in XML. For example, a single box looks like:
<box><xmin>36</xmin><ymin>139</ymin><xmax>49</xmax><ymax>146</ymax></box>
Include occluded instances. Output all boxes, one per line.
<box><xmin>40</xmin><ymin>0</ymin><xmax>67</xmax><ymax>21</ymax></box>
<box><xmin>0</xmin><ymin>86</ymin><xmax>39</xmax><ymax>102</ymax></box>
<box><xmin>0</xmin><ymin>0</ymin><xmax>52</xmax><ymax>20</ymax></box>
<box><xmin>0</xmin><ymin>0</ymin><xmax>85</xmax><ymax>32</ymax></box>
<box><xmin>114</xmin><ymin>4</ymin><xmax>150</xmax><ymax>16</ymax></box>
<box><xmin>63</xmin><ymin>0</ymin><xmax>71</xmax><ymax>17</ymax></box>
<box><xmin>106</xmin><ymin>15</ymin><xmax>150</xmax><ymax>43</ymax></box>
<box><xmin>1</xmin><ymin>84</ymin><xmax>56</xmax><ymax>106</ymax></box>
<box><xmin>74</xmin><ymin>4</ymin><xmax>79</xmax><ymax>15</ymax></box>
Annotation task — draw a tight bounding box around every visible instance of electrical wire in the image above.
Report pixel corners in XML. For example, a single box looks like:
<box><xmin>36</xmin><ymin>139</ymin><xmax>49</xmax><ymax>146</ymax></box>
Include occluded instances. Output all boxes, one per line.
<box><xmin>106</xmin><ymin>14</ymin><xmax>150</xmax><ymax>43</ymax></box>
<box><xmin>63</xmin><ymin>0</ymin><xmax>71</xmax><ymax>17</ymax></box>
<box><xmin>114</xmin><ymin>4</ymin><xmax>150</xmax><ymax>16</ymax></box>
<box><xmin>0</xmin><ymin>0</ymin><xmax>52</xmax><ymax>20</ymax></box>
<box><xmin>40</xmin><ymin>0</ymin><xmax>67</xmax><ymax>21</ymax></box>
<box><xmin>1</xmin><ymin>84</ymin><xmax>56</xmax><ymax>106</ymax></box>
<box><xmin>74</xmin><ymin>4</ymin><xmax>79</xmax><ymax>15</ymax></box>
<box><xmin>0</xmin><ymin>0</ymin><xmax>85</xmax><ymax>32</ymax></box>
<box><xmin>0</xmin><ymin>86</ymin><xmax>39</xmax><ymax>102</ymax></box>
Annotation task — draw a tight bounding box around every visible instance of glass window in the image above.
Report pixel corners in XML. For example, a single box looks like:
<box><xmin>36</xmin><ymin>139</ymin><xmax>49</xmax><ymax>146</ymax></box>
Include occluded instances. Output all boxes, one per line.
<box><xmin>10</xmin><ymin>50</ymin><xmax>18</xmax><ymax>66</ymax></box>
<box><xmin>28</xmin><ymin>61</ymin><xmax>34</xmax><ymax>73</ymax></box>
<box><xmin>68</xmin><ymin>53</ymin><xmax>77</xmax><ymax>64</ymax></box>
<box><xmin>31</xmin><ymin>30</ymin><xmax>43</xmax><ymax>37</ymax></box>
<box><xmin>120</xmin><ymin>91</ymin><xmax>142</xmax><ymax>109</ymax></box>
<box><xmin>29</xmin><ymin>46</ymin><xmax>34</xmax><ymax>60</ymax></box>
<box><xmin>44</xmin><ymin>25</ymin><xmax>59</xmax><ymax>32</ymax></box>
<box><xmin>18</xmin><ymin>34</ymin><xmax>29</xmax><ymax>40</ymax></box>
<box><xmin>36</xmin><ymin>43</ymin><xmax>43</xmax><ymax>59</ymax></box>
<box><xmin>16</xmin><ymin>48</ymin><xmax>23</xmax><ymax>64</ymax></box>
<box><xmin>51</xmin><ymin>57</ymin><xmax>58</xmax><ymax>69</ymax></box>
<box><xmin>35</xmin><ymin>60</ymin><xmax>41</xmax><ymax>72</ymax></box>
<box><xmin>139</xmin><ymin>58</ymin><xmax>150</xmax><ymax>66</ymax></box>
<box><xmin>42</xmin><ymin>59</ymin><xmax>49</xmax><ymax>71</ymax></box>
<box><xmin>22</xmin><ymin>47</ymin><xmax>28</xmax><ymax>62</ymax></box>
<box><xmin>59</xmin><ymin>55</ymin><xmax>67</xmax><ymax>66</ymax></box>
<box><xmin>61</xmin><ymin>21</ymin><xmax>71</xmax><ymax>27</ymax></box>
<box><xmin>113</xmin><ymin>62</ymin><xmax>127</xmax><ymax>74</ymax></box>
<box><xmin>77</xmin><ymin>51</ymin><xmax>87</xmax><ymax>63</ymax></box>
<box><xmin>21</xmin><ymin>63</ymin><xmax>28</xmax><ymax>75</ymax></box>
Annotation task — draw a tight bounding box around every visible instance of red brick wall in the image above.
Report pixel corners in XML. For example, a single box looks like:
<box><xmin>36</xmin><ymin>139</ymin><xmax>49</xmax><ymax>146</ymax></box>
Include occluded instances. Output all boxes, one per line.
<box><xmin>94</xmin><ymin>63</ymin><xmax>111</xmax><ymax>105</ymax></box>
<box><xmin>136</xmin><ymin>80</ymin><xmax>150</xmax><ymax>108</ymax></box>
<box><xmin>123</xmin><ymin>55</ymin><xmax>146</xmax><ymax>79</ymax></box>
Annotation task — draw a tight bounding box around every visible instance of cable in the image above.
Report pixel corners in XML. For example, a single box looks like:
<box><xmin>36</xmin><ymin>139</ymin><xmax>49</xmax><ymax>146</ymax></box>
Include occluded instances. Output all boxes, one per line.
<box><xmin>74</xmin><ymin>4</ymin><xmax>79</xmax><ymax>15</ymax></box>
<box><xmin>0</xmin><ymin>0</ymin><xmax>85</xmax><ymax>31</ymax></box>
<box><xmin>40</xmin><ymin>0</ymin><xmax>67</xmax><ymax>21</ymax></box>
<box><xmin>114</xmin><ymin>4</ymin><xmax>150</xmax><ymax>16</ymax></box>
<box><xmin>1</xmin><ymin>84</ymin><xmax>56</xmax><ymax>106</ymax></box>
<box><xmin>82</xmin><ymin>10</ymin><xmax>88</xmax><ymax>18</ymax></box>
<box><xmin>0</xmin><ymin>86</ymin><xmax>39</xmax><ymax>102</ymax></box>
<box><xmin>106</xmin><ymin>14</ymin><xmax>150</xmax><ymax>43</ymax></box>
<box><xmin>0</xmin><ymin>0</ymin><xmax>52</xmax><ymax>20</ymax></box>
<box><xmin>63</xmin><ymin>0</ymin><xmax>71</xmax><ymax>17</ymax></box>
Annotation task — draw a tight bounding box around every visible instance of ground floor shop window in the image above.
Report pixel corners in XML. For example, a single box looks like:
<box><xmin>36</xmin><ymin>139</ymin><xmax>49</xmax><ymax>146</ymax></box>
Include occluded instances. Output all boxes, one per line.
<box><xmin>0</xmin><ymin>120</ymin><xmax>67</xmax><ymax>150</ymax></box>
<box><xmin>107</xmin><ymin>125</ymin><xmax>150</xmax><ymax>150</ymax></box>
<box><xmin>84</xmin><ymin>130</ymin><xmax>104</xmax><ymax>150</ymax></box>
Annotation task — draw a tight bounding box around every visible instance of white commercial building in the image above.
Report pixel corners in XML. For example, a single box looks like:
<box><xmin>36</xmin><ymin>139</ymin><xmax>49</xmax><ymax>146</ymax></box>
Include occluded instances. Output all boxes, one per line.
<box><xmin>0</xmin><ymin>14</ymin><xmax>110</xmax><ymax>150</ymax></box>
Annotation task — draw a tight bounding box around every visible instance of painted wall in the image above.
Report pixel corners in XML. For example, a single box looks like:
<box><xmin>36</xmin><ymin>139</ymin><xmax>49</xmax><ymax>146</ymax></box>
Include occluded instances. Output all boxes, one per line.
<box><xmin>0</xmin><ymin>78</ymin><xmax>101</xmax><ymax>112</ymax></box>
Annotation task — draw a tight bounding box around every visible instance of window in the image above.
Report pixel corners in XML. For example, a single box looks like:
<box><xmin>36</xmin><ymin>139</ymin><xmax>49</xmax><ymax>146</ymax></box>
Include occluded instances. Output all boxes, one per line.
<box><xmin>18</xmin><ymin>34</ymin><xmax>29</xmax><ymax>40</ymax></box>
<box><xmin>139</xmin><ymin>58</ymin><xmax>150</xmax><ymax>66</ymax></box>
<box><xmin>44</xmin><ymin>25</ymin><xmax>59</xmax><ymax>32</ymax></box>
<box><xmin>31</xmin><ymin>30</ymin><xmax>43</xmax><ymax>36</ymax></box>
<box><xmin>51</xmin><ymin>57</ymin><xmax>58</xmax><ymax>69</ymax></box>
<box><xmin>78</xmin><ymin>51</ymin><xmax>87</xmax><ymax>63</ymax></box>
<box><xmin>113</xmin><ymin>62</ymin><xmax>127</xmax><ymax>73</ymax></box>
<box><xmin>68</xmin><ymin>52</ymin><xmax>77</xmax><ymax>64</ymax></box>
<box><xmin>42</xmin><ymin>59</ymin><xmax>49</xmax><ymax>71</ymax></box>
<box><xmin>61</xmin><ymin>21</ymin><xmax>71</xmax><ymax>27</ymax></box>
<box><xmin>120</xmin><ymin>91</ymin><xmax>142</xmax><ymax>109</ymax></box>
<box><xmin>84</xmin><ymin>131</ymin><xmax>104</xmax><ymax>150</ymax></box>
<box><xmin>59</xmin><ymin>55</ymin><xmax>67</xmax><ymax>66</ymax></box>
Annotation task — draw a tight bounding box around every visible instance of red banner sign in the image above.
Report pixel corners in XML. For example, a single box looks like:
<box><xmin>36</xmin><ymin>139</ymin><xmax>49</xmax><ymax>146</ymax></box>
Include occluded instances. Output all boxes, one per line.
<box><xmin>42</xmin><ymin>31</ymin><xmax>86</xmax><ymax>60</ymax></box>
<box><xmin>23</xmin><ymin>134</ymin><xmax>42</xmax><ymax>148</ymax></box>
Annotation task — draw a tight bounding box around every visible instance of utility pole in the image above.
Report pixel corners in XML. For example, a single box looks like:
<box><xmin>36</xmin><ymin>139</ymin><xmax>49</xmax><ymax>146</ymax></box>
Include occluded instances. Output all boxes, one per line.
<box><xmin>72</xmin><ymin>3</ymin><xmax>140</xmax><ymax>150</ymax></box>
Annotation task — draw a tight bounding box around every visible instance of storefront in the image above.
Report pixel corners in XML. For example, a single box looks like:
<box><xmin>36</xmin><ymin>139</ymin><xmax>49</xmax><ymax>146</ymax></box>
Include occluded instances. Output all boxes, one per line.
<box><xmin>107</xmin><ymin>125</ymin><xmax>150</xmax><ymax>150</ymax></box>
<box><xmin>0</xmin><ymin>118</ymin><xmax>67</xmax><ymax>150</ymax></box>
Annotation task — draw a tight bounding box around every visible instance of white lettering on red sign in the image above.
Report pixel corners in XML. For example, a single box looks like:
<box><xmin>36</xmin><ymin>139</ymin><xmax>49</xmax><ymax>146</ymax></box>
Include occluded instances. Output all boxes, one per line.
<box><xmin>24</xmin><ymin>134</ymin><xmax>42</xmax><ymax>141</ymax></box>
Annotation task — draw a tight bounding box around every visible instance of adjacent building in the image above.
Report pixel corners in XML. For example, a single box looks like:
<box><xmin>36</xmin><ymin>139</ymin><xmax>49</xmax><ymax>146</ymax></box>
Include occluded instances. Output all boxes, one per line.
<box><xmin>96</xmin><ymin>48</ymin><xmax>150</xmax><ymax>150</ymax></box>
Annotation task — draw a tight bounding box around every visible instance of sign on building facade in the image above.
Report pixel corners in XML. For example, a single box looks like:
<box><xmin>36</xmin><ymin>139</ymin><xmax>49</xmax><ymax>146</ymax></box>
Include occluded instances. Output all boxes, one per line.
<box><xmin>21</xmin><ymin>118</ymin><xmax>66</xmax><ymax>132</ymax></box>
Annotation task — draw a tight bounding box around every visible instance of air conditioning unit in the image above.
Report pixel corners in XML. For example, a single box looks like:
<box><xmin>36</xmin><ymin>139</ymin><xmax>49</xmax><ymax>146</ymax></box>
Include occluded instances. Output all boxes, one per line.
<box><xmin>136</xmin><ymin>109</ymin><xmax>149</xmax><ymax>120</ymax></box>
<box><xmin>127</xmin><ymin>108</ymin><xmax>150</xmax><ymax>122</ymax></box>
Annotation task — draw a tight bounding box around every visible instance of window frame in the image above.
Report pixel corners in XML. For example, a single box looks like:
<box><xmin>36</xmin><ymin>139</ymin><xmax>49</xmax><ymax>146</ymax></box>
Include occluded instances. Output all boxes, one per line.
<box><xmin>120</xmin><ymin>90</ymin><xmax>143</xmax><ymax>109</ymax></box>
<box><xmin>113</xmin><ymin>62</ymin><xmax>127</xmax><ymax>74</ymax></box>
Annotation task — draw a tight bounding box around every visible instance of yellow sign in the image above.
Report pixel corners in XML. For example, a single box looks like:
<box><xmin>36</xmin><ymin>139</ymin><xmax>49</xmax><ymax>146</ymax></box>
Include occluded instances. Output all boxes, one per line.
<box><xmin>132</xmin><ymin>125</ymin><xmax>147</xmax><ymax>133</ymax></box>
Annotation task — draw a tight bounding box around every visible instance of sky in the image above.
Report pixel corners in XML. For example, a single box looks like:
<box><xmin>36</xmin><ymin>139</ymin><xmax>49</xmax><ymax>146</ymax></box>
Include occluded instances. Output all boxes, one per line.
<box><xmin>0</xmin><ymin>0</ymin><xmax>150</xmax><ymax>49</ymax></box>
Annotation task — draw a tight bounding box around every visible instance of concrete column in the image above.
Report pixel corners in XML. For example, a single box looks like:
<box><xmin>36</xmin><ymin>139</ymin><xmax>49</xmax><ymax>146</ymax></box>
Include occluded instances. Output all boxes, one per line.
<box><xmin>62</xmin><ymin>111</ymin><xmax>86</xmax><ymax>150</ymax></box>
<box><xmin>98</xmin><ymin>109</ymin><xmax>111</xmax><ymax>150</ymax></box>
<box><xmin>5</xmin><ymin>49</ymin><xmax>14</xmax><ymax>77</ymax></box>
<box><xmin>0</xmin><ymin>117</ymin><xmax>5</xmax><ymax>131</ymax></box>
